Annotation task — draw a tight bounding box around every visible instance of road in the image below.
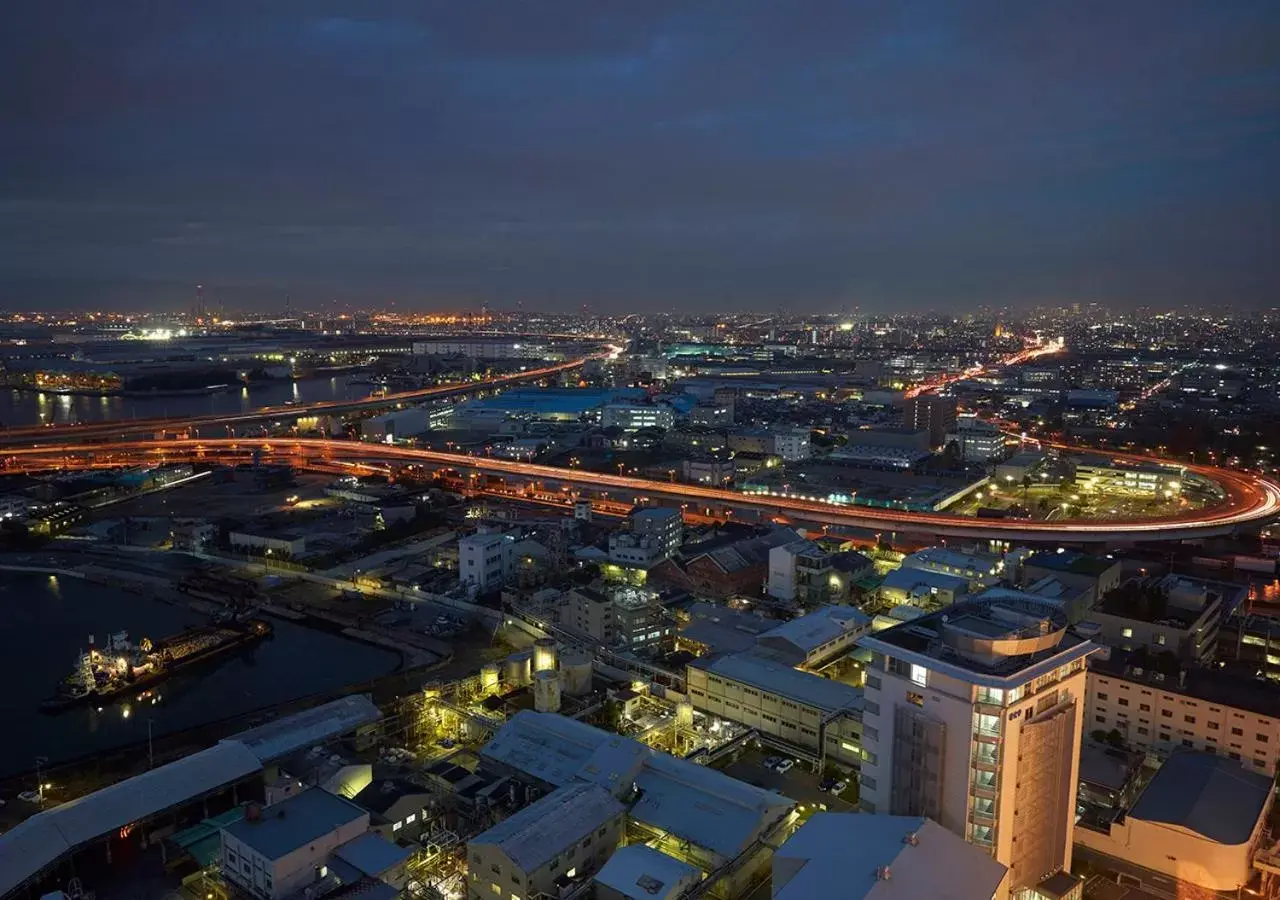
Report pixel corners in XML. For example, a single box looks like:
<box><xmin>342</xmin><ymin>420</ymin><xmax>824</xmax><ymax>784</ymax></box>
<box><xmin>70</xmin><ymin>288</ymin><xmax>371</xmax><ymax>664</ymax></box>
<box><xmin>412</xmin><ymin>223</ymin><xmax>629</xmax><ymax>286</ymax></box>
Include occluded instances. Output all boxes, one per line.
<box><xmin>0</xmin><ymin>355</ymin><xmax>596</xmax><ymax>445</ymax></box>
<box><xmin>5</xmin><ymin>436</ymin><xmax>1278</xmax><ymax>543</ymax></box>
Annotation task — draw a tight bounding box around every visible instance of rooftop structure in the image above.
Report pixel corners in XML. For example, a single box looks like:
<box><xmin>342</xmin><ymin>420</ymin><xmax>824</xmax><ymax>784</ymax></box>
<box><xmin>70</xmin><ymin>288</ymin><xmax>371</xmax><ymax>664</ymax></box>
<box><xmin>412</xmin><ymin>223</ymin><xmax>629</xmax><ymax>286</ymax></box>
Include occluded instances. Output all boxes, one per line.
<box><xmin>677</xmin><ymin>601</ymin><xmax>774</xmax><ymax>656</ymax></box>
<box><xmin>592</xmin><ymin>844</ymin><xmax>701</xmax><ymax>900</ymax></box>
<box><xmin>772</xmin><ymin>814</ymin><xmax>1008</xmax><ymax>900</ymax></box>
<box><xmin>863</xmin><ymin>593</ymin><xmax>1093</xmax><ymax>682</ymax></box>
<box><xmin>0</xmin><ymin>741</ymin><xmax>263</xmax><ymax>897</ymax></box>
<box><xmin>223</xmin><ymin>788</ymin><xmax>367</xmax><ymax>861</ymax></box>
<box><xmin>470</xmin><ymin>783</ymin><xmax>625</xmax><ymax>872</ymax></box>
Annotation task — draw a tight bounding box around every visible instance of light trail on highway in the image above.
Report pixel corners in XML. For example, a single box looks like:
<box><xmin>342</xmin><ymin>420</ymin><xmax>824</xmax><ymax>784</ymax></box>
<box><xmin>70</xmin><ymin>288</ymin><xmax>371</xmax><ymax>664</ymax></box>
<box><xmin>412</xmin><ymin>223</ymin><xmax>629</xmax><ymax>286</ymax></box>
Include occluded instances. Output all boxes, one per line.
<box><xmin>6</xmin><ymin>436</ymin><xmax>1278</xmax><ymax>544</ymax></box>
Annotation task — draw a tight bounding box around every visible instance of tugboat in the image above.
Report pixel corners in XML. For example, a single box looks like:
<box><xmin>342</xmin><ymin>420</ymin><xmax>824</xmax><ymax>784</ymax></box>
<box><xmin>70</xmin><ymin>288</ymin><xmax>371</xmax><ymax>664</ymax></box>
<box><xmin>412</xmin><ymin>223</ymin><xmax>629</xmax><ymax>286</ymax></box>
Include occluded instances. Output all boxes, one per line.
<box><xmin>42</xmin><ymin>617</ymin><xmax>272</xmax><ymax>712</ymax></box>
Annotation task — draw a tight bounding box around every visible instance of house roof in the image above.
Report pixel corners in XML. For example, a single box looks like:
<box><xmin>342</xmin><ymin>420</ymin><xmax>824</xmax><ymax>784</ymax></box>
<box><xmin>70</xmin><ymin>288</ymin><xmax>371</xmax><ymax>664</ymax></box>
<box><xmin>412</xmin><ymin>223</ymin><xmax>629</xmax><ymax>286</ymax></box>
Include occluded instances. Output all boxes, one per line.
<box><xmin>592</xmin><ymin>844</ymin><xmax>701</xmax><ymax>900</ymax></box>
<box><xmin>331</xmin><ymin>831</ymin><xmax>412</xmax><ymax>878</ymax></box>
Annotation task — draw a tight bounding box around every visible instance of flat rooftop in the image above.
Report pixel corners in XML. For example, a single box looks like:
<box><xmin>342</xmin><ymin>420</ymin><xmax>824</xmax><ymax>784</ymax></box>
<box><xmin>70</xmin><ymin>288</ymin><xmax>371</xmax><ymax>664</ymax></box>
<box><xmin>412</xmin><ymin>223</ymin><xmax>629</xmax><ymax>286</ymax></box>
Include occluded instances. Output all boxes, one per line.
<box><xmin>863</xmin><ymin>595</ymin><xmax>1095</xmax><ymax>681</ymax></box>
<box><xmin>223</xmin><ymin>787</ymin><xmax>366</xmax><ymax>861</ymax></box>
<box><xmin>1090</xmin><ymin>650</ymin><xmax>1280</xmax><ymax>720</ymax></box>
<box><xmin>1024</xmin><ymin>550</ymin><xmax>1118</xmax><ymax>578</ymax></box>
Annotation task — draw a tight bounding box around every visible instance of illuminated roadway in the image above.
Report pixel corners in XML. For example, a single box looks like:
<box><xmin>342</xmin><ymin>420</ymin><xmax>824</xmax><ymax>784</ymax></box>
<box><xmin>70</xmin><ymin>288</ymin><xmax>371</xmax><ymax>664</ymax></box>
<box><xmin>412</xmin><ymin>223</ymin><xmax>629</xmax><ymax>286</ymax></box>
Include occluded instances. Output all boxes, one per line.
<box><xmin>6</xmin><ymin>437</ymin><xmax>1279</xmax><ymax>544</ymax></box>
<box><xmin>0</xmin><ymin>356</ymin><xmax>597</xmax><ymax>446</ymax></box>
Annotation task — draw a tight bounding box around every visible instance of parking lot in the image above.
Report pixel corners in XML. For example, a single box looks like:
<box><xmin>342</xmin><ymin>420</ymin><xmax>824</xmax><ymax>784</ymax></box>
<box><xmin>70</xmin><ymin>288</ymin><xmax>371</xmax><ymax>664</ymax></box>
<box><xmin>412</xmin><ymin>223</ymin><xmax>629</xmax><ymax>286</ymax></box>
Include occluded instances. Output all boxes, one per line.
<box><xmin>716</xmin><ymin>747</ymin><xmax>858</xmax><ymax>812</ymax></box>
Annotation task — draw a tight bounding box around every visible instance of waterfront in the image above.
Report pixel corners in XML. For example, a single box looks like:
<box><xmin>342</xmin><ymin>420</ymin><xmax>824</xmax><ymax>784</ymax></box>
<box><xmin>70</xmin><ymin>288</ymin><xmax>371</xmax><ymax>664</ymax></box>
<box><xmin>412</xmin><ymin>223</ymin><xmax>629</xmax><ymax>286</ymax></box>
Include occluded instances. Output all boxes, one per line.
<box><xmin>0</xmin><ymin>375</ymin><xmax>374</xmax><ymax>429</ymax></box>
<box><xmin>0</xmin><ymin>573</ymin><xmax>400</xmax><ymax>779</ymax></box>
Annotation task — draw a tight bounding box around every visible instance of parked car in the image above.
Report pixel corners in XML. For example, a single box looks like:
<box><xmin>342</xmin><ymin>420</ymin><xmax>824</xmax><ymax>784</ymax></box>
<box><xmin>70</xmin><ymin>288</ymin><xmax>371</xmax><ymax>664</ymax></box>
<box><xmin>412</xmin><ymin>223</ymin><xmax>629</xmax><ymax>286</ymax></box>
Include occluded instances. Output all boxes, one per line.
<box><xmin>819</xmin><ymin>776</ymin><xmax>837</xmax><ymax>792</ymax></box>
<box><xmin>18</xmin><ymin>791</ymin><xmax>41</xmax><ymax>804</ymax></box>
<box><xmin>763</xmin><ymin>755</ymin><xmax>782</xmax><ymax>770</ymax></box>
<box><xmin>831</xmin><ymin>780</ymin><xmax>848</xmax><ymax>794</ymax></box>
<box><xmin>774</xmin><ymin>759</ymin><xmax>796</xmax><ymax>774</ymax></box>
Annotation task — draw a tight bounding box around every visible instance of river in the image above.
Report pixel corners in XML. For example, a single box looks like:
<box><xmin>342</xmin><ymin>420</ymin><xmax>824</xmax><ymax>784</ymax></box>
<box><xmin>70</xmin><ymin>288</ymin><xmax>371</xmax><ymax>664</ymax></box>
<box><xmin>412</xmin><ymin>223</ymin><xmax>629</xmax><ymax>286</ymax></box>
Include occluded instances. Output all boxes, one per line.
<box><xmin>0</xmin><ymin>375</ymin><xmax>376</xmax><ymax>429</ymax></box>
<box><xmin>0</xmin><ymin>573</ymin><xmax>399</xmax><ymax>778</ymax></box>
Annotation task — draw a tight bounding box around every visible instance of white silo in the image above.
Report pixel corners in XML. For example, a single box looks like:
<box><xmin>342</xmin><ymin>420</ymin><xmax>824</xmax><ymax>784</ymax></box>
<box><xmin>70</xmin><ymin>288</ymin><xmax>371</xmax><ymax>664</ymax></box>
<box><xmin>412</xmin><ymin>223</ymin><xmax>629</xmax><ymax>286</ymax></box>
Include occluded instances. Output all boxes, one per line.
<box><xmin>675</xmin><ymin>700</ymin><xmax>694</xmax><ymax>729</ymax></box>
<box><xmin>533</xmin><ymin>670</ymin><xmax>562</xmax><ymax>713</ymax></box>
<box><xmin>559</xmin><ymin>650</ymin><xmax>594</xmax><ymax>696</ymax></box>
<box><xmin>480</xmin><ymin>662</ymin><xmax>501</xmax><ymax>694</ymax></box>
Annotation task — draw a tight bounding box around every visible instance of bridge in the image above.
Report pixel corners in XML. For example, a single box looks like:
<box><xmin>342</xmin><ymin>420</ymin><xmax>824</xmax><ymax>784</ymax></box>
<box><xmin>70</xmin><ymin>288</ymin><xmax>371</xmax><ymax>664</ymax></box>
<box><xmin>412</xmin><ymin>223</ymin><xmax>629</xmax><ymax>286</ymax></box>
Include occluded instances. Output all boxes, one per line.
<box><xmin>0</xmin><ymin>356</ymin><xmax>597</xmax><ymax>445</ymax></box>
<box><xmin>5</xmin><ymin>437</ymin><xmax>1278</xmax><ymax>544</ymax></box>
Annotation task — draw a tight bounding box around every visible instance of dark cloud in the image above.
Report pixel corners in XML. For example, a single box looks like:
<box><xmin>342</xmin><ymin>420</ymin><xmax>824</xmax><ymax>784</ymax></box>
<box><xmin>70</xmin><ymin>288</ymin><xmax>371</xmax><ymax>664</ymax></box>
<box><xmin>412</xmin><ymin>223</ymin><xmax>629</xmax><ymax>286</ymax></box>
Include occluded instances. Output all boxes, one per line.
<box><xmin>1</xmin><ymin>1</ymin><xmax>1277</xmax><ymax>312</ymax></box>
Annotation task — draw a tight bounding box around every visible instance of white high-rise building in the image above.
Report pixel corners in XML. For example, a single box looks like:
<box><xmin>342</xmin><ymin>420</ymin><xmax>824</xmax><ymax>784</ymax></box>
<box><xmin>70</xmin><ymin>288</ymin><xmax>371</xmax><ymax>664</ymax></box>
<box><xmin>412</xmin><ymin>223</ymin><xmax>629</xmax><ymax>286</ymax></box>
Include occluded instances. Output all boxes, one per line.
<box><xmin>858</xmin><ymin>595</ymin><xmax>1098</xmax><ymax>899</ymax></box>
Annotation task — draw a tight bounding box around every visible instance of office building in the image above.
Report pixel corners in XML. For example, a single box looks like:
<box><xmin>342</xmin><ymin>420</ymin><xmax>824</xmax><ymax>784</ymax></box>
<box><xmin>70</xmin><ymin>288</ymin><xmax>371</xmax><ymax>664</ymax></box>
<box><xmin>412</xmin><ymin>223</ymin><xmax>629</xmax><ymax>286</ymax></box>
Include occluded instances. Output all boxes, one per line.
<box><xmin>1087</xmin><ymin>574</ymin><xmax>1227</xmax><ymax>662</ymax></box>
<box><xmin>903</xmin><ymin>394</ymin><xmax>958</xmax><ymax>448</ymax></box>
<box><xmin>859</xmin><ymin>595</ymin><xmax>1099</xmax><ymax>898</ymax></box>
<box><xmin>772</xmin><ymin>813</ymin><xmax>1010</xmax><ymax>900</ymax></box>
<box><xmin>1073</xmin><ymin>456</ymin><xmax>1184</xmax><ymax>498</ymax></box>
<box><xmin>460</xmin><ymin>532</ymin><xmax>515</xmax><ymax>593</ymax></box>
<box><xmin>1020</xmin><ymin>550</ymin><xmax>1121</xmax><ymax>611</ymax></box>
<box><xmin>946</xmin><ymin>413</ymin><xmax>1009</xmax><ymax>462</ymax></box>
<box><xmin>1085</xmin><ymin>649</ymin><xmax>1280</xmax><ymax>773</ymax></box>
<box><xmin>601</xmin><ymin>402</ymin><xmax>674</xmax><ymax>432</ymax></box>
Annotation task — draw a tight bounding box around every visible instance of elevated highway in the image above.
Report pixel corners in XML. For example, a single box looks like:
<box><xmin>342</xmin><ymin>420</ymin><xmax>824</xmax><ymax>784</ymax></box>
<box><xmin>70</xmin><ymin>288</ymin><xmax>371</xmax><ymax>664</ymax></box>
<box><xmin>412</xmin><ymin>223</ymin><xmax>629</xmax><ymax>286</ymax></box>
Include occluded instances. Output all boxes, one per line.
<box><xmin>0</xmin><ymin>356</ymin><xmax>595</xmax><ymax>446</ymax></box>
<box><xmin>6</xmin><ymin>437</ymin><xmax>1278</xmax><ymax>545</ymax></box>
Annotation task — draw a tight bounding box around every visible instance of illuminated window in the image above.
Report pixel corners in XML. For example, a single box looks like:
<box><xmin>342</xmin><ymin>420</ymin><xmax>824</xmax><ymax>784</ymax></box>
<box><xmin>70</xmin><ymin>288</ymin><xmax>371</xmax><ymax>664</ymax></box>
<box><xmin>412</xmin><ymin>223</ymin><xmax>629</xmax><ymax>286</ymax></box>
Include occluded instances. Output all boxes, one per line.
<box><xmin>910</xmin><ymin>664</ymin><xmax>928</xmax><ymax>687</ymax></box>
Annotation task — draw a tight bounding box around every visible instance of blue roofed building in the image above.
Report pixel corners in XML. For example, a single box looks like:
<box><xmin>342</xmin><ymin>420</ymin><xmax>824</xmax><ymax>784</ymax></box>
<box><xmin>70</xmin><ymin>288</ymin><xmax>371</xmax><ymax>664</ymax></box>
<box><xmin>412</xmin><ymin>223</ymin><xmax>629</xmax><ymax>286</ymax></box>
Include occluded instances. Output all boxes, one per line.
<box><xmin>593</xmin><ymin>843</ymin><xmax>701</xmax><ymax>900</ymax></box>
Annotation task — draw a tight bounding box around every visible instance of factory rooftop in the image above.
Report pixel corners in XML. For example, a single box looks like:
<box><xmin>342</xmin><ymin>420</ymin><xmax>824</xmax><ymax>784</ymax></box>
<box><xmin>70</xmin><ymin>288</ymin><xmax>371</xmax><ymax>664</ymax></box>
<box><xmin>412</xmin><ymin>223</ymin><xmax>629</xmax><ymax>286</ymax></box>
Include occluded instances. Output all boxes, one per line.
<box><xmin>756</xmin><ymin>605</ymin><xmax>870</xmax><ymax>655</ymax></box>
<box><xmin>878</xmin><ymin>566</ymin><xmax>969</xmax><ymax>594</ymax></box>
<box><xmin>1129</xmin><ymin>752</ymin><xmax>1272</xmax><ymax>845</ymax></box>
<box><xmin>693</xmin><ymin>652</ymin><xmax>864</xmax><ymax>715</ymax></box>
<box><xmin>677</xmin><ymin>601</ymin><xmax>774</xmax><ymax>655</ymax></box>
<box><xmin>227</xmin><ymin>694</ymin><xmax>381</xmax><ymax>764</ymax></box>
<box><xmin>592</xmin><ymin>844</ymin><xmax>700</xmax><ymax>900</ymax></box>
<box><xmin>0</xmin><ymin>741</ymin><xmax>263</xmax><ymax>897</ymax></box>
<box><xmin>470</xmin><ymin>783</ymin><xmax>624</xmax><ymax>872</ymax></box>
<box><xmin>772</xmin><ymin>814</ymin><xmax>1008</xmax><ymax>900</ymax></box>
<box><xmin>480</xmin><ymin>711</ymin><xmax>794</xmax><ymax>861</ymax></box>
<box><xmin>223</xmin><ymin>788</ymin><xmax>367</xmax><ymax>861</ymax></box>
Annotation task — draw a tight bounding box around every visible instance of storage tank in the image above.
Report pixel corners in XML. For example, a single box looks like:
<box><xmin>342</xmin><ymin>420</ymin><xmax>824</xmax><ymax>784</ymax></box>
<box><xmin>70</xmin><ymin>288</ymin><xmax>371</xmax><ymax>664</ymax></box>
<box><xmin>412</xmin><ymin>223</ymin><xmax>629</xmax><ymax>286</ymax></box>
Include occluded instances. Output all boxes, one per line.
<box><xmin>533</xmin><ymin>670</ymin><xmax>562</xmax><ymax>713</ymax></box>
<box><xmin>533</xmin><ymin>638</ymin><xmax>558</xmax><ymax>674</ymax></box>
<box><xmin>675</xmin><ymin>701</ymin><xmax>694</xmax><ymax>729</ymax></box>
<box><xmin>560</xmin><ymin>650</ymin><xmax>594</xmax><ymax>696</ymax></box>
<box><xmin>503</xmin><ymin>652</ymin><xmax>531</xmax><ymax>687</ymax></box>
<box><xmin>480</xmin><ymin>662</ymin><xmax>501</xmax><ymax>694</ymax></box>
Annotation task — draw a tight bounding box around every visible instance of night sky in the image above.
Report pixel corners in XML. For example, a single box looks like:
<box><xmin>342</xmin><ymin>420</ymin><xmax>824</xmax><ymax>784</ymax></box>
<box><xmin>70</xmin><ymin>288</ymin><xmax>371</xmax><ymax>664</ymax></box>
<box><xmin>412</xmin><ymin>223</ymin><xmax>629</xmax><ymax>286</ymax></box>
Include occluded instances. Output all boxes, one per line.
<box><xmin>2</xmin><ymin>2</ymin><xmax>1278</xmax><ymax>313</ymax></box>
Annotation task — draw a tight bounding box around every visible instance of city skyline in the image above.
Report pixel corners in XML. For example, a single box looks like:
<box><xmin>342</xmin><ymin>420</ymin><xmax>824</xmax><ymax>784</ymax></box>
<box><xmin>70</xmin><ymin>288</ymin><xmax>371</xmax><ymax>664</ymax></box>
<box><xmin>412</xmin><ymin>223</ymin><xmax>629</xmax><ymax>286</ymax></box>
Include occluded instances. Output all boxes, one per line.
<box><xmin>3</xmin><ymin>2</ymin><xmax>1278</xmax><ymax>313</ymax></box>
